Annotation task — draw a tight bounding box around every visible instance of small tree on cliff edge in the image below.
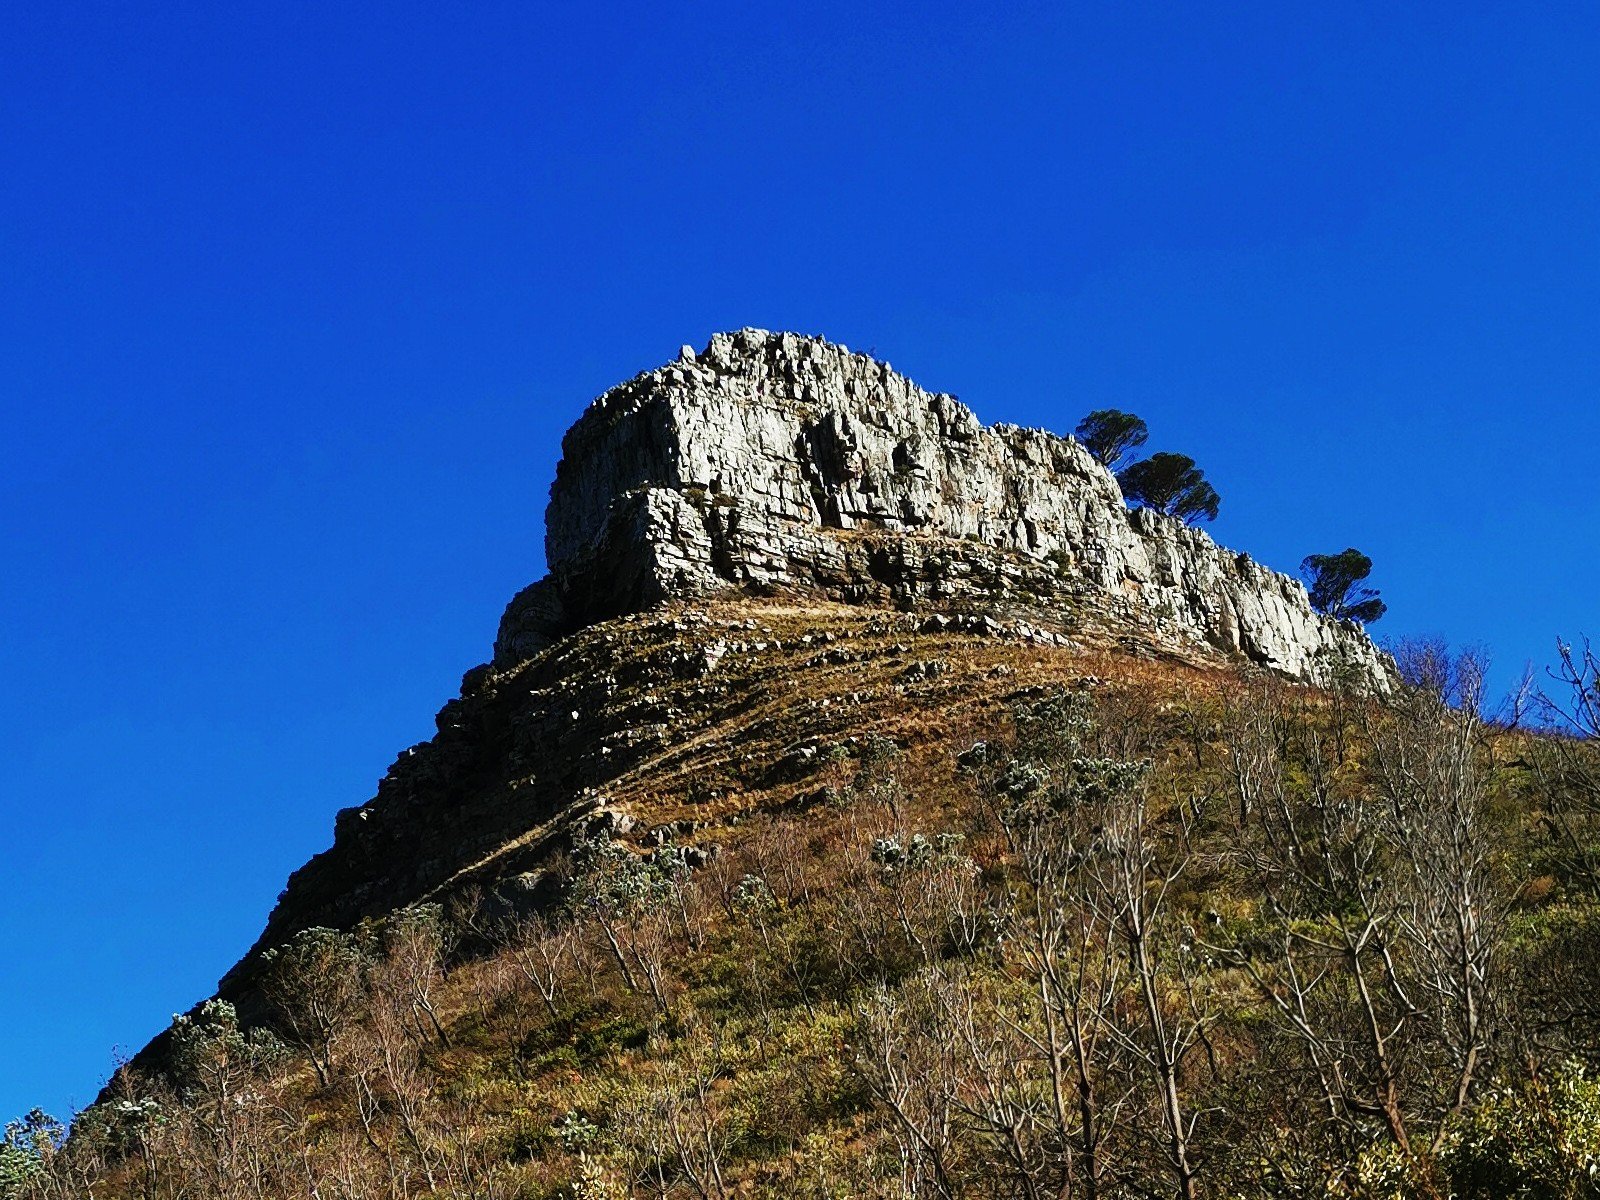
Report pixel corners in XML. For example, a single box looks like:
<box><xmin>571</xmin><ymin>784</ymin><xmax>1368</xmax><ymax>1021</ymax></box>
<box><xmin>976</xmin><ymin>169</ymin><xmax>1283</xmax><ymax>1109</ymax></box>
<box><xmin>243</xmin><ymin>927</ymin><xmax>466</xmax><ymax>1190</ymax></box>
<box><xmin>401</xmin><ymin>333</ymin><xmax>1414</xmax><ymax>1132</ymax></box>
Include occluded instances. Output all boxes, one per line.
<box><xmin>1075</xmin><ymin>409</ymin><xmax>1149</xmax><ymax>471</ymax></box>
<box><xmin>1117</xmin><ymin>453</ymin><xmax>1220</xmax><ymax>525</ymax></box>
<box><xmin>1301</xmin><ymin>548</ymin><xmax>1387</xmax><ymax>624</ymax></box>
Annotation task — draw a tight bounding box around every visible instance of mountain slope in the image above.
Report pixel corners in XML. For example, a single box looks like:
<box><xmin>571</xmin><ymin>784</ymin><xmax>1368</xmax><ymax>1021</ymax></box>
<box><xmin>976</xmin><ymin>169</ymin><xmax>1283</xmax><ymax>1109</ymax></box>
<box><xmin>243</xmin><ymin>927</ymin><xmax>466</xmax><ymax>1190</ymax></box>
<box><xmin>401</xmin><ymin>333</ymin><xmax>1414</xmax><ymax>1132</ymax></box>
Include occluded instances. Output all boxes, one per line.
<box><xmin>60</xmin><ymin>335</ymin><xmax>1596</xmax><ymax>1200</ymax></box>
<box><xmin>225</xmin><ymin>330</ymin><xmax>1389</xmax><ymax>1001</ymax></box>
<box><xmin>44</xmin><ymin>617</ymin><xmax>1600</xmax><ymax>1200</ymax></box>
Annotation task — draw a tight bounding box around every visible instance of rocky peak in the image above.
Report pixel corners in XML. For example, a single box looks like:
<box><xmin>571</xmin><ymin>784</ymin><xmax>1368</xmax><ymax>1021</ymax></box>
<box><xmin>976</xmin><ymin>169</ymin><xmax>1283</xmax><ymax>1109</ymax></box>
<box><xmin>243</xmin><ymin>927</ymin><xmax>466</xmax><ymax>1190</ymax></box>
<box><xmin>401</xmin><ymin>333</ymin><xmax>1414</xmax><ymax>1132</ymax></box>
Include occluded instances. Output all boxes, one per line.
<box><xmin>200</xmin><ymin>328</ymin><xmax>1390</xmax><ymax>1018</ymax></box>
<box><xmin>497</xmin><ymin>329</ymin><xmax>1389</xmax><ymax>688</ymax></box>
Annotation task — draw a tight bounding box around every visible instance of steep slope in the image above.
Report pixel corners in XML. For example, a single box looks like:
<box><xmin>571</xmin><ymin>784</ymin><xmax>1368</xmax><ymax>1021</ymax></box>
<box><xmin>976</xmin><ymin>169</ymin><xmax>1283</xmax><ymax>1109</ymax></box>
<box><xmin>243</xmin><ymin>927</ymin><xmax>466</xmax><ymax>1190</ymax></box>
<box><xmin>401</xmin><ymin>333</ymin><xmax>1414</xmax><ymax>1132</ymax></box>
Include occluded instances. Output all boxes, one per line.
<box><xmin>222</xmin><ymin>331</ymin><xmax>1389</xmax><ymax>997</ymax></box>
<box><xmin>59</xmin><ymin>598</ymin><xmax>1599</xmax><ymax>1200</ymax></box>
<box><xmin>227</xmin><ymin>598</ymin><xmax>1206</xmax><ymax>995</ymax></box>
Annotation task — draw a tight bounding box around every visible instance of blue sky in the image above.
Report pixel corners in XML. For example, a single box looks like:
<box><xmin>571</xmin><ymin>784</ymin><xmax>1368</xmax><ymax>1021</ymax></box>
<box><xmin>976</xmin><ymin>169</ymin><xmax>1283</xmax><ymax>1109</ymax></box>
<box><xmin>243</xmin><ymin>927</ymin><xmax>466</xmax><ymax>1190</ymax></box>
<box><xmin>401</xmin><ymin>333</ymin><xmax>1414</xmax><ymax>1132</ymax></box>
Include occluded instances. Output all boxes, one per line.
<box><xmin>3</xmin><ymin>2</ymin><xmax>1598</xmax><ymax>1121</ymax></box>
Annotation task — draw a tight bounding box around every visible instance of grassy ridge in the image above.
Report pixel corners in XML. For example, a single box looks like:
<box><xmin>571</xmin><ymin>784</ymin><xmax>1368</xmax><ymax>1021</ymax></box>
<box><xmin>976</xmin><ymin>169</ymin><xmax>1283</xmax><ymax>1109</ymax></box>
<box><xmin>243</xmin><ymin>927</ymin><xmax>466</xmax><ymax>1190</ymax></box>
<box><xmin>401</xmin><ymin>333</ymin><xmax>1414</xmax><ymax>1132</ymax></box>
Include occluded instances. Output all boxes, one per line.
<box><xmin>12</xmin><ymin>626</ymin><xmax>1600</xmax><ymax>1198</ymax></box>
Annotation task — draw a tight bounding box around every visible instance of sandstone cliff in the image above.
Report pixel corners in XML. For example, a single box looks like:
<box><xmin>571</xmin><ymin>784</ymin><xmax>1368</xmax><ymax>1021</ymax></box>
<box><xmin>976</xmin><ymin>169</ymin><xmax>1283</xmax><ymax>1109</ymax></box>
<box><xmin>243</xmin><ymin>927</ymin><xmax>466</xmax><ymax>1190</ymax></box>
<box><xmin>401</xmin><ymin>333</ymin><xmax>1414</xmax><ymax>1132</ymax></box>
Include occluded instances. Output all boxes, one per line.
<box><xmin>497</xmin><ymin>329</ymin><xmax>1387</xmax><ymax>685</ymax></box>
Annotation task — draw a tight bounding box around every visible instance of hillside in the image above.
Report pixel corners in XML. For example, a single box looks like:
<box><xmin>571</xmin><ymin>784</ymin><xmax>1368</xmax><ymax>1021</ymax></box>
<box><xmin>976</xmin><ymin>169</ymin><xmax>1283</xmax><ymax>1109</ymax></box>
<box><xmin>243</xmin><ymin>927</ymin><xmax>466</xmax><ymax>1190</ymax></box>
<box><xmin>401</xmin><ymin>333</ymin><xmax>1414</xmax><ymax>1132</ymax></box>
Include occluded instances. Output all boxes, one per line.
<box><xmin>10</xmin><ymin>334</ymin><xmax>1600</xmax><ymax>1199</ymax></box>
<box><xmin>230</xmin><ymin>329</ymin><xmax>1391</xmax><ymax>998</ymax></box>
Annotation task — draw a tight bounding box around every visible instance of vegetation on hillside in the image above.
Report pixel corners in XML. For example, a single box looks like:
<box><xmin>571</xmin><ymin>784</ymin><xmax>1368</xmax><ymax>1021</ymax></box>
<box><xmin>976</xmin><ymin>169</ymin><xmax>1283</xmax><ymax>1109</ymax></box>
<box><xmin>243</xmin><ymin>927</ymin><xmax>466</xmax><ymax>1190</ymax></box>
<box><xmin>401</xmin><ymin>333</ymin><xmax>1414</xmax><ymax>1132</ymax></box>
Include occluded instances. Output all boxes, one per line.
<box><xmin>1302</xmin><ymin>550</ymin><xmax>1387</xmax><ymax>626</ymax></box>
<box><xmin>1116</xmin><ymin>453</ymin><xmax>1221</xmax><ymax>525</ymax></box>
<box><xmin>1074</xmin><ymin>412</ymin><xmax>1391</xmax><ymax>613</ymax></box>
<box><xmin>10</xmin><ymin>640</ymin><xmax>1600</xmax><ymax>1199</ymax></box>
<box><xmin>1074</xmin><ymin>410</ymin><xmax>1149</xmax><ymax>472</ymax></box>
<box><xmin>1072</xmin><ymin>409</ymin><xmax>1220</xmax><ymax>526</ymax></box>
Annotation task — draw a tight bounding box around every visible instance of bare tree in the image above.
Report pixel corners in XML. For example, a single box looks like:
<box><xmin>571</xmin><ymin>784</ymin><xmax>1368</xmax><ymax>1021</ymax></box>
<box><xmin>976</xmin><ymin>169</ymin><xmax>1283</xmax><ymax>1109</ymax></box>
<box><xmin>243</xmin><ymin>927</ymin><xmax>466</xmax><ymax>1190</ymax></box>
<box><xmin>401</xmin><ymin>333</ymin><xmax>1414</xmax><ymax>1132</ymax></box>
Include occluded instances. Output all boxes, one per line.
<box><xmin>347</xmin><ymin>964</ymin><xmax>446</xmax><ymax>1194</ymax></box>
<box><xmin>1089</xmin><ymin>788</ymin><xmax>1210</xmax><ymax>1200</ymax></box>
<box><xmin>259</xmin><ymin>927</ymin><xmax>368</xmax><ymax>1088</ymax></box>
<box><xmin>377</xmin><ymin>904</ymin><xmax>455</xmax><ymax>1047</ymax></box>
<box><xmin>1222</xmin><ymin>673</ymin><xmax>1293</xmax><ymax>826</ymax></box>
<box><xmin>972</xmin><ymin>689</ymin><xmax>1208</xmax><ymax>1199</ymax></box>
<box><xmin>1533</xmin><ymin>637</ymin><xmax>1600</xmax><ymax>895</ymax></box>
<box><xmin>1364</xmin><ymin>651</ymin><xmax>1504</xmax><ymax>1137</ymax></box>
<box><xmin>1215</xmin><ymin>685</ymin><xmax>1425</xmax><ymax>1162</ymax></box>
<box><xmin>855</xmin><ymin>980</ymin><xmax>964</xmax><ymax>1199</ymax></box>
<box><xmin>567</xmin><ymin>833</ymin><xmax>684</xmax><ymax>1019</ymax></box>
<box><xmin>608</xmin><ymin>1015</ymin><xmax>735</xmax><ymax>1200</ymax></box>
<box><xmin>1210</xmin><ymin>652</ymin><xmax>1508</xmax><ymax>1191</ymax></box>
<box><xmin>162</xmin><ymin>999</ymin><xmax>296</xmax><ymax>1200</ymax></box>
<box><xmin>500</xmin><ymin>910</ymin><xmax>578</xmax><ymax>1020</ymax></box>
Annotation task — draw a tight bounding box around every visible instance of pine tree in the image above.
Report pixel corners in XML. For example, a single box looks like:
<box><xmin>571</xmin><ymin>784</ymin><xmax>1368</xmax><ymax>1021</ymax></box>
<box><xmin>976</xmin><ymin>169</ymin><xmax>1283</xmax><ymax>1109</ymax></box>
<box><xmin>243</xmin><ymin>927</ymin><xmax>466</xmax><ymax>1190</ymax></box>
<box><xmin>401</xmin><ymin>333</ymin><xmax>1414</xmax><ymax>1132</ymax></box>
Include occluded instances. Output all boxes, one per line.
<box><xmin>1117</xmin><ymin>453</ymin><xmax>1220</xmax><ymax>524</ymax></box>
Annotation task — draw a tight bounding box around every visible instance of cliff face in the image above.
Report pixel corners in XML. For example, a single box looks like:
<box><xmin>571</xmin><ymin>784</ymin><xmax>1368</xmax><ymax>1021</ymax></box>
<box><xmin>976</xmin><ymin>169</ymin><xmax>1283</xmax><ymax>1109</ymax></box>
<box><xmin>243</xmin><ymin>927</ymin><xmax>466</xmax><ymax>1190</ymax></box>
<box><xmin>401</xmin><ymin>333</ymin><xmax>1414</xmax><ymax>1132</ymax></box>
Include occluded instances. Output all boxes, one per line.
<box><xmin>498</xmin><ymin>329</ymin><xmax>1388</xmax><ymax>687</ymax></box>
<box><xmin>220</xmin><ymin>329</ymin><xmax>1389</xmax><ymax>998</ymax></box>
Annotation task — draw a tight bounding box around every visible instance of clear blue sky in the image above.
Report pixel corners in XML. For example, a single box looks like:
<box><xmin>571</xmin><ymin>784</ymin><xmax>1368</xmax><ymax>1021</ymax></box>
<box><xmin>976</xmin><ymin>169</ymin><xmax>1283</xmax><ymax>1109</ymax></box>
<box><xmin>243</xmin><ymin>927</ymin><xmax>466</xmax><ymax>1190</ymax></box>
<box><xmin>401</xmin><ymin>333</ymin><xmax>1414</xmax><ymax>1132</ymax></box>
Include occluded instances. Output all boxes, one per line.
<box><xmin>4</xmin><ymin>2</ymin><xmax>1597</xmax><ymax>1121</ymax></box>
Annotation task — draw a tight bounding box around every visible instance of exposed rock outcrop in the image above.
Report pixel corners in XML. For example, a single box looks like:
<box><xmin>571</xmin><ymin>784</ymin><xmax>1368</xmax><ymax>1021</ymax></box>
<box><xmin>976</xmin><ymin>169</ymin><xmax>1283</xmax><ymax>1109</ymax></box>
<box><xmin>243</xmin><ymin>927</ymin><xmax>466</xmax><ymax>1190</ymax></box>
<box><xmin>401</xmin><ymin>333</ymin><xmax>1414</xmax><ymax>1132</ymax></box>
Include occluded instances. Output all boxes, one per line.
<box><xmin>213</xmin><ymin>329</ymin><xmax>1390</xmax><ymax>1006</ymax></box>
<box><xmin>497</xmin><ymin>329</ymin><xmax>1388</xmax><ymax>687</ymax></box>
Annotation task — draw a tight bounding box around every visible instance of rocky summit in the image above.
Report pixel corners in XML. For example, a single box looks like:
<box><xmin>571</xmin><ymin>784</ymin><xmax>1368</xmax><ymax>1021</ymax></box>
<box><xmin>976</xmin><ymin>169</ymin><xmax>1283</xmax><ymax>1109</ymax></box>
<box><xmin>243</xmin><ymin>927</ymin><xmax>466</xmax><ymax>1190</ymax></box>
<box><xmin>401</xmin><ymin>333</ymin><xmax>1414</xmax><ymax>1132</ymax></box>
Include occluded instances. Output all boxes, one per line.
<box><xmin>502</xmin><ymin>329</ymin><xmax>1384</xmax><ymax>682</ymax></box>
<box><xmin>220</xmin><ymin>330</ymin><xmax>1389</xmax><ymax>998</ymax></box>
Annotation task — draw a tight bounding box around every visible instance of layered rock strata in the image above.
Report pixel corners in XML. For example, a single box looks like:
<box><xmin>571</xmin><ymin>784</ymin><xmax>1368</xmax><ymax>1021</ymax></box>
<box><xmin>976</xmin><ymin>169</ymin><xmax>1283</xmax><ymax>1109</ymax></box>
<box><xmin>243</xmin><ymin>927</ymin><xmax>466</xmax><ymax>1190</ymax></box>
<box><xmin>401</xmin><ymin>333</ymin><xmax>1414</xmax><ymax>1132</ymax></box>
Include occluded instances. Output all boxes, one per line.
<box><xmin>497</xmin><ymin>329</ymin><xmax>1388</xmax><ymax>686</ymax></box>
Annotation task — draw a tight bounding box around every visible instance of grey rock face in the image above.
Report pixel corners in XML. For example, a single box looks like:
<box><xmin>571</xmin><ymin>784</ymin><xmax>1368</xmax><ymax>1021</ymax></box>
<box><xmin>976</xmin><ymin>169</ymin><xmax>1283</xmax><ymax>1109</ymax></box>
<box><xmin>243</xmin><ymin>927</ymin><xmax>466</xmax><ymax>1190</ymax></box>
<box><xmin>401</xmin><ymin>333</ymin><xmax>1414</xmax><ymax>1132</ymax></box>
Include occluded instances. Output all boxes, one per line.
<box><xmin>498</xmin><ymin>329</ymin><xmax>1389</xmax><ymax>688</ymax></box>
